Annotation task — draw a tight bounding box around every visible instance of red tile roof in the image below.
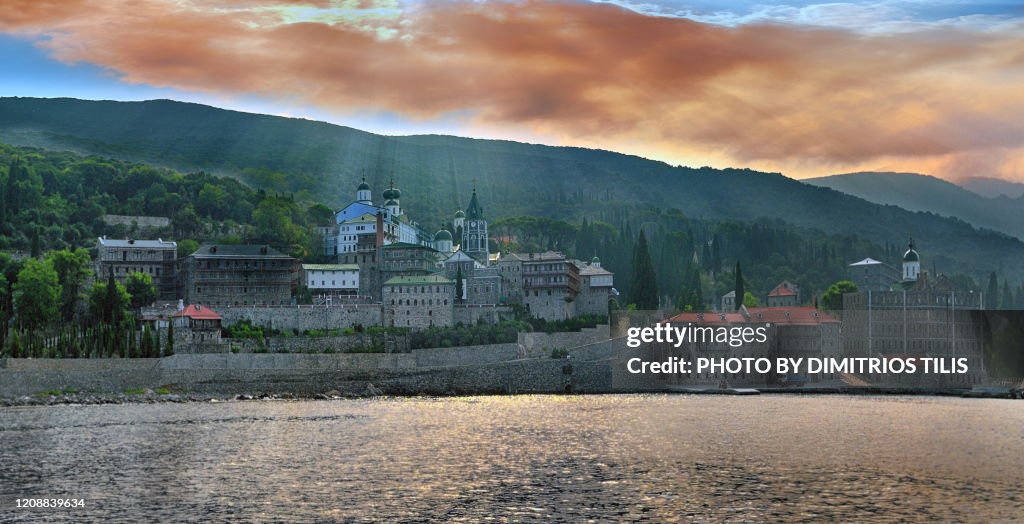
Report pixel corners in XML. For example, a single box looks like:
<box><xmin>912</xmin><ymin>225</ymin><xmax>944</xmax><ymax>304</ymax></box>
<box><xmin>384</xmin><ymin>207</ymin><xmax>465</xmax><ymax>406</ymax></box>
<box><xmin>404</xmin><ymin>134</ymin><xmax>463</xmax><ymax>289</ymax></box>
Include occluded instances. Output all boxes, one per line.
<box><xmin>768</xmin><ymin>282</ymin><xmax>798</xmax><ymax>297</ymax></box>
<box><xmin>173</xmin><ymin>304</ymin><xmax>222</xmax><ymax>321</ymax></box>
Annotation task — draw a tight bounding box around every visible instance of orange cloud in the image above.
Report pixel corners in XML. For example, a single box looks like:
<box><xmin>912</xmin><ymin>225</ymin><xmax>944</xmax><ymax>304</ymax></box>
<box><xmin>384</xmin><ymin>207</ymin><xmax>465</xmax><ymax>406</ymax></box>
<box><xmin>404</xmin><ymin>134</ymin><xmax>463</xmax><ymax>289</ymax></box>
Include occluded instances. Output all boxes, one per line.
<box><xmin>2</xmin><ymin>0</ymin><xmax>1024</xmax><ymax>179</ymax></box>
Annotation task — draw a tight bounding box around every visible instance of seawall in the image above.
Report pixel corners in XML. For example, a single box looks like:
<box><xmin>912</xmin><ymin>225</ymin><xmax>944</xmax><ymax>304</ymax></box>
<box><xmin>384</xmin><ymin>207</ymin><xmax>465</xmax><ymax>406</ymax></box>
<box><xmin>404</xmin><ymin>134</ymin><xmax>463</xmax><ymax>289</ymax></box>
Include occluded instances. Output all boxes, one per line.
<box><xmin>0</xmin><ymin>327</ymin><xmax>623</xmax><ymax>397</ymax></box>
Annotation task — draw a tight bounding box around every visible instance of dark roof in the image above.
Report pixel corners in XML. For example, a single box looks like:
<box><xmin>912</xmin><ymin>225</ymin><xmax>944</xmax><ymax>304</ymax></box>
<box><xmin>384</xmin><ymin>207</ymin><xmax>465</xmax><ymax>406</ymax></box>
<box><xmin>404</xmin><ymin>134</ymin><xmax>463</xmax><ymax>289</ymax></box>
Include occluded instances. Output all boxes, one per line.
<box><xmin>190</xmin><ymin>244</ymin><xmax>293</xmax><ymax>259</ymax></box>
<box><xmin>465</xmin><ymin>189</ymin><xmax>483</xmax><ymax>220</ymax></box>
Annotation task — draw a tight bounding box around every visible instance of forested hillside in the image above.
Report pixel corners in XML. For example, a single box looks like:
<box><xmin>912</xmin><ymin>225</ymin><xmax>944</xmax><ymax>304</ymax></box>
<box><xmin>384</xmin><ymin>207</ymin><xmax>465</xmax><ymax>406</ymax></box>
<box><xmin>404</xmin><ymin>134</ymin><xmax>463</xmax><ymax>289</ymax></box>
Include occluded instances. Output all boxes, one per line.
<box><xmin>5</xmin><ymin>143</ymin><xmax>1024</xmax><ymax>311</ymax></box>
<box><xmin>807</xmin><ymin>172</ymin><xmax>1024</xmax><ymax>240</ymax></box>
<box><xmin>2</xmin><ymin>97</ymin><xmax>1024</xmax><ymax>283</ymax></box>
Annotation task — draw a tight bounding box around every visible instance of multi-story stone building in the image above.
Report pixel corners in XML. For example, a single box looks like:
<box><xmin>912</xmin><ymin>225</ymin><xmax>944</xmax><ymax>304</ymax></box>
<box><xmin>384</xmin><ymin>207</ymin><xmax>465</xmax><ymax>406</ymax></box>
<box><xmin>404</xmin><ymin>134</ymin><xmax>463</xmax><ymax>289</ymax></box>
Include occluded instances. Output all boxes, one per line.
<box><xmin>575</xmin><ymin>256</ymin><xmax>615</xmax><ymax>316</ymax></box>
<box><xmin>182</xmin><ymin>244</ymin><xmax>297</xmax><ymax>307</ymax></box>
<box><xmin>96</xmin><ymin>237</ymin><xmax>178</xmax><ymax>300</ymax></box>
<box><xmin>497</xmin><ymin>253</ymin><xmax>525</xmax><ymax>303</ymax></box>
<box><xmin>443</xmin><ymin>250</ymin><xmax>501</xmax><ymax>305</ymax></box>
<box><xmin>842</xmin><ymin>239</ymin><xmax>987</xmax><ymax>385</ymax></box>
<box><xmin>381</xmin><ymin>242</ymin><xmax>441</xmax><ymax>281</ymax></box>
<box><xmin>520</xmin><ymin>251</ymin><xmax>580</xmax><ymax>320</ymax></box>
<box><xmin>382</xmin><ymin>274</ymin><xmax>455</xmax><ymax>328</ymax></box>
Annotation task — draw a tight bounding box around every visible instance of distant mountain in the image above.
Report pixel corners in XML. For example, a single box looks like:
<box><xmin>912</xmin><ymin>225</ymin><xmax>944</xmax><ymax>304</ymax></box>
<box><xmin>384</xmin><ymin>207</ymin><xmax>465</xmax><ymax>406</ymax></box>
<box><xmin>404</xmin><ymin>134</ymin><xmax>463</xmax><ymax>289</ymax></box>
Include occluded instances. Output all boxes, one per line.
<box><xmin>1</xmin><ymin>96</ymin><xmax>1023</xmax><ymax>281</ymax></box>
<box><xmin>960</xmin><ymin>176</ymin><xmax>1024</xmax><ymax>199</ymax></box>
<box><xmin>806</xmin><ymin>172</ymin><xmax>1024</xmax><ymax>240</ymax></box>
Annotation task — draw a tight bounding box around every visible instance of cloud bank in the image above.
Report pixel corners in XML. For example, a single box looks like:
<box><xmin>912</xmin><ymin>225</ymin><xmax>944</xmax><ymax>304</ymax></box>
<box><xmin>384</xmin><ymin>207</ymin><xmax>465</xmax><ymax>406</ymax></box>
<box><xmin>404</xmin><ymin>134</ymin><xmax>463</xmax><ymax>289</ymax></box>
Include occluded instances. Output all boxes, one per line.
<box><xmin>2</xmin><ymin>0</ymin><xmax>1023</xmax><ymax>179</ymax></box>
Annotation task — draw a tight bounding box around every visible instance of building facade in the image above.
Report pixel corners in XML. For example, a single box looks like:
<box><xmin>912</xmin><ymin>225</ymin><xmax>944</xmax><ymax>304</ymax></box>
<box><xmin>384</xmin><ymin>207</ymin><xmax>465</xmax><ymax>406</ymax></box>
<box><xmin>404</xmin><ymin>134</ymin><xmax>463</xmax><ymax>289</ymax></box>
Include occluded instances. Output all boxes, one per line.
<box><xmin>382</xmin><ymin>275</ymin><xmax>455</xmax><ymax>328</ymax></box>
<box><xmin>302</xmin><ymin>263</ymin><xmax>359</xmax><ymax>296</ymax></box>
<box><xmin>575</xmin><ymin>256</ymin><xmax>615</xmax><ymax>316</ymax></box>
<box><xmin>182</xmin><ymin>244</ymin><xmax>297</xmax><ymax>307</ymax></box>
<box><xmin>96</xmin><ymin>237</ymin><xmax>178</xmax><ymax>300</ymax></box>
<box><xmin>766</xmin><ymin>281</ymin><xmax>800</xmax><ymax>307</ymax></box>
<box><xmin>520</xmin><ymin>251</ymin><xmax>581</xmax><ymax>320</ymax></box>
<box><xmin>841</xmin><ymin>241</ymin><xmax>987</xmax><ymax>385</ymax></box>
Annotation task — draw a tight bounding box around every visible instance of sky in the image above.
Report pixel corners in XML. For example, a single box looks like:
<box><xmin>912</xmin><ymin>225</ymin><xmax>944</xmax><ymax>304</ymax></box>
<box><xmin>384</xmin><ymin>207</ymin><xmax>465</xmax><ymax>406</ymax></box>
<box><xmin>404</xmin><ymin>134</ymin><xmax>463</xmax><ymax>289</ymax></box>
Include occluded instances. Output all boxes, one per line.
<box><xmin>1</xmin><ymin>0</ymin><xmax>1023</xmax><ymax>181</ymax></box>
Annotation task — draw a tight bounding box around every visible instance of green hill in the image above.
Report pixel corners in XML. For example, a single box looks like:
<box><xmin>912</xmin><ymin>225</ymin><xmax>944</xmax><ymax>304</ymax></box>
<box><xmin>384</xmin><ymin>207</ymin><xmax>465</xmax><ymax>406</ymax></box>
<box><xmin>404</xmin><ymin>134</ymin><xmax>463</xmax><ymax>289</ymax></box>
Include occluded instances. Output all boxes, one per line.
<box><xmin>807</xmin><ymin>172</ymin><xmax>1024</xmax><ymax>240</ymax></box>
<box><xmin>1</xmin><ymin>96</ymin><xmax>1022</xmax><ymax>281</ymax></box>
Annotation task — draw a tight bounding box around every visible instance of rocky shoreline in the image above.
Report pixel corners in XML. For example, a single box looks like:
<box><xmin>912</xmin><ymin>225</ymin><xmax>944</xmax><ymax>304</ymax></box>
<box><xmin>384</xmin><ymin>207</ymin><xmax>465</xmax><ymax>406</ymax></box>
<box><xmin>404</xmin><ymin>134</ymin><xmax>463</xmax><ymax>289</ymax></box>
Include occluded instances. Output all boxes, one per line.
<box><xmin>0</xmin><ymin>384</ymin><xmax>387</xmax><ymax>407</ymax></box>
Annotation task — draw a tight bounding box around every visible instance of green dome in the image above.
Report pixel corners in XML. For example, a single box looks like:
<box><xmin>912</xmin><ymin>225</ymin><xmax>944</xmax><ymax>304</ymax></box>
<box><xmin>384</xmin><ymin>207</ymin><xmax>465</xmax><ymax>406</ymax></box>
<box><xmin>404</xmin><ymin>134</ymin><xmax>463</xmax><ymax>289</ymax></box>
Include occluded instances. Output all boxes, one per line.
<box><xmin>357</xmin><ymin>181</ymin><xmax>370</xmax><ymax>191</ymax></box>
<box><xmin>434</xmin><ymin>229</ymin><xmax>453</xmax><ymax>241</ymax></box>
<box><xmin>903</xmin><ymin>238</ymin><xmax>919</xmax><ymax>262</ymax></box>
<box><xmin>383</xmin><ymin>187</ymin><xmax>401</xmax><ymax>200</ymax></box>
<box><xmin>454</xmin><ymin>210</ymin><xmax>465</xmax><ymax>218</ymax></box>
<box><xmin>385</xmin><ymin>199</ymin><xmax>399</xmax><ymax>206</ymax></box>
<box><xmin>591</xmin><ymin>256</ymin><xmax>600</xmax><ymax>264</ymax></box>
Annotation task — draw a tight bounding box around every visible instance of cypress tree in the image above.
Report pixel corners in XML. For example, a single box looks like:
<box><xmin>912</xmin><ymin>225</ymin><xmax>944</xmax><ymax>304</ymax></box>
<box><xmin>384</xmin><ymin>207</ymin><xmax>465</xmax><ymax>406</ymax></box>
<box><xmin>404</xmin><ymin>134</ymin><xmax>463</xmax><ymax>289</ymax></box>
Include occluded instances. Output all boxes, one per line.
<box><xmin>711</xmin><ymin>234</ymin><xmax>722</xmax><ymax>274</ymax></box>
<box><xmin>29</xmin><ymin>228</ymin><xmax>41</xmax><ymax>259</ymax></box>
<box><xmin>734</xmin><ymin>261</ymin><xmax>745</xmax><ymax>311</ymax></box>
<box><xmin>165</xmin><ymin>321</ymin><xmax>174</xmax><ymax>357</ymax></box>
<box><xmin>986</xmin><ymin>272</ymin><xmax>999</xmax><ymax>310</ymax></box>
<box><xmin>1002</xmin><ymin>281</ymin><xmax>1013</xmax><ymax>310</ymax></box>
<box><xmin>629</xmin><ymin>230</ymin><xmax>659</xmax><ymax>309</ymax></box>
<box><xmin>455</xmin><ymin>265</ymin><xmax>464</xmax><ymax>303</ymax></box>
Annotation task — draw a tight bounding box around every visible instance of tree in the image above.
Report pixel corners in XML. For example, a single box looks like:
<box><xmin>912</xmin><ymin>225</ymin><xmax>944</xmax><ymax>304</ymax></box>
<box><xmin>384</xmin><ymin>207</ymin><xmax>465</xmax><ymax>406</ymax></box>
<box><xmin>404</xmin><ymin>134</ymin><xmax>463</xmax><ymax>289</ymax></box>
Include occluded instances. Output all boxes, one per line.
<box><xmin>177</xmin><ymin>239</ymin><xmax>199</xmax><ymax>258</ymax></box>
<box><xmin>1001</xmin><ymin>280</ymin><xmax>1013</xmax><ymax>310</ymax></box>
<box><xmin>5</xmin><ymin>157</ymin><xmax>43</xmax><ymax>217</ymax></box>
<box><xmin>711</xmin><ymin>234</ymin><xmax>722</xmax><ymax>274</ymax></box>
<box><xmin>628</xmin><ymin>230</ymin><xmax>659</xmax><ymax>309</ymax></box>
<box><xmin>733</xmin><ymin>261</ymin><xmax>745</xmax><ymax>311</ymax></box>
<box><xmin>47</xmin><ymin>248</ymin><xmax>92</xmax><ymax>321</ymax></box>
<box><xmin>253</xmin><ymin>197</ymin><xmax>305</xmax><ymax>250</ymax></box>
<box><xmin>13</xmin><ymin>258</ymin><xmax>60</xmax><ymax>329</ymax></box>
<box><xmin>165</xmin><ymin>321</ymin><xmax>174</xmax><ymax>357</ymax></box>
<box><xmin>742</xmin><ymin>291</ymin><xmax>759</xmax><ymax>308</ymax></box>
<box><xmin>126</xmin><ymin>272</ymin><xmax>157</xmax><ymax>309</ymax></box>
<box><xmin>986</xmin><ymin>272</ymin><xmax>999</xmax><ymax>310</ymax></box>
<box><xmin>455</xmin><ymin>265</ymin><xmax>464</xmax><ymax>303</ymax></box>
<box><xmin>822</xmin><ymin>280</ymin><xmax>858</xmax><ymax>311</ymax></box>
<box><xmin>29</xmin><ymin>228</ymin><xmax>41</xmax><ymax>258</ymax></box>
<box><xmin>89</xmin><ymin>269</ymin><xmax>131</xmax><ymax>325</ymax></box>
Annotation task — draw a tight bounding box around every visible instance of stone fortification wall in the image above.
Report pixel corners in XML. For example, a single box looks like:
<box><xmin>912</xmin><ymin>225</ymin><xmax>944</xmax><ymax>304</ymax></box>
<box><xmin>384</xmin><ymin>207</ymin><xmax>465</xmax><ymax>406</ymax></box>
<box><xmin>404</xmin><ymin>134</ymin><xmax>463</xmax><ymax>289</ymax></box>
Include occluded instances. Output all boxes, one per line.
<box><xmin>218</xmin><ymin>304</ymin><xmax>382</xmax><ymax>332</ymax></box>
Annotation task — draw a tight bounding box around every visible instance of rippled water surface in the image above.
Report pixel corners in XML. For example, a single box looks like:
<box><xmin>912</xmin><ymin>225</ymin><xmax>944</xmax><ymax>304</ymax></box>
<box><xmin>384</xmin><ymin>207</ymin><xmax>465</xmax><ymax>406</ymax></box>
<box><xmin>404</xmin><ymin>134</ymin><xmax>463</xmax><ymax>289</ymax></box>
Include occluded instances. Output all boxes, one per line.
<box><xmin>1</xmin><ymin>395</ymin><xmax>1023</xmax><ymax>522</ymax></box>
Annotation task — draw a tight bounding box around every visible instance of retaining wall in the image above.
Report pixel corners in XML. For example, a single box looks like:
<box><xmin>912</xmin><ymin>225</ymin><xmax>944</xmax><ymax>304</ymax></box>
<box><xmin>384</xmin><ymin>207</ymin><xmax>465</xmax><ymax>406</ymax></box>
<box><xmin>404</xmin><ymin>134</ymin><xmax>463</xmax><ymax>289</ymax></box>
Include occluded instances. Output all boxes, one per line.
<box><xmin>218</xmin><ymin>305</ymin><xmax>382</xmax><ymax>332</ymax></box>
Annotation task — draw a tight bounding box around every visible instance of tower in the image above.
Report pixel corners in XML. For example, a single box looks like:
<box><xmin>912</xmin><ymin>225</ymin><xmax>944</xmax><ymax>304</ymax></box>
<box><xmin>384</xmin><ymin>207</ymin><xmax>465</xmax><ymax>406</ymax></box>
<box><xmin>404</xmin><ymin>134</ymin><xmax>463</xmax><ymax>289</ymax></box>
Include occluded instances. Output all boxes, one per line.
<box><xmin>462</xmin><ymin>185</ymin><xmax>489</xmax><ymax>263</ymax></box>
<box><xmin>902</xmin><ymin>237</ymin><xmax>920</xmax><ymax>282</ymax></box>
<box><xmin>453</xmin><ymin>209</ymin><xmax>465</xmax><ymax>232</ymax></box>
<box><xmin>356</xmin><ymin>177</ymin><xmax>371</xmax><ymax>204</ymax></box>
<box><xmin>382</xmin><ymin>176</ymin><xmax>401</xmax><ymax>217</ymax></box>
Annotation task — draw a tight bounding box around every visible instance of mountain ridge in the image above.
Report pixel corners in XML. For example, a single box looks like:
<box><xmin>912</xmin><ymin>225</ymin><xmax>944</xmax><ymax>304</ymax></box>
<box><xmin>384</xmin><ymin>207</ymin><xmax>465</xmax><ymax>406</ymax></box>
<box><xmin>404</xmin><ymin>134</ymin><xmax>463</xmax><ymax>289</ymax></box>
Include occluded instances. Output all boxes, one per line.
<box><xmin>1</xmin><ymin>96</ymin><xmax>1022</xmax><ymax>281</ymax></box>
<box><xmin>806</xmin><ymin>171</ymin><xmax>1024</xmax><ymax>241</ymax></box>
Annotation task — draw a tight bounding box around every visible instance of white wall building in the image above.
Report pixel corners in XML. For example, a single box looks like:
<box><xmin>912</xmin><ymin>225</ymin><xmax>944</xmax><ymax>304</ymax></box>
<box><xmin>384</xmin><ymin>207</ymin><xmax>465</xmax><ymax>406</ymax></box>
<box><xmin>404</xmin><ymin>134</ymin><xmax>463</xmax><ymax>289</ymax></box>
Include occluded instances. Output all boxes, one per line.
<box><xmin>302</xmin><ymin>263</ymin><xmax>360</xmax><ymax>295</ymax></box>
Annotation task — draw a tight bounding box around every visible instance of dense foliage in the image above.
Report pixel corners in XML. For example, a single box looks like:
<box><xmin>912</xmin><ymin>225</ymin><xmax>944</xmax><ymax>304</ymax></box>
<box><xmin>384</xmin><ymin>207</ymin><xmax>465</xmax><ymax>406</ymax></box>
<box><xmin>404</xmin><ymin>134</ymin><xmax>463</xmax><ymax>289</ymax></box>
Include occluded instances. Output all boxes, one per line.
<box><xmin>0</xmin><ymin>143</ymin><xmax>332</xmax><ymax>259</ymax></box>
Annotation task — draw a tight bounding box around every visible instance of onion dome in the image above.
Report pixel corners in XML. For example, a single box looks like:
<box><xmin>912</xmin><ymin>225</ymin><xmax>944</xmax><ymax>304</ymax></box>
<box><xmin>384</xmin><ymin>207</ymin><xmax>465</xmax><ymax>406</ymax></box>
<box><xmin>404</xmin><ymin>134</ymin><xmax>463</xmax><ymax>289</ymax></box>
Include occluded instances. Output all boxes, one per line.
<box><xmin>434</xmin><ymin>229</ymin><xmax>453</xmax><ymax>241</ymax></box>
<box><xmin>591</xmin><ymin>256</ymin><xmax>600</xmax><ymax>264</ymax></box>
<box><xmin>357</xmin><ymin>180</ymin><xmax>370</xmax><ymax>191</ymax></box>
<box><xmin>903</xmin><ymin>238</ymin><xmax>919</xmax><ymax>262</ymax></box>
<box><xmin>454</xmin><ymin>210</ymin><xmax>465</xmax><ymax>218</ymax></box>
